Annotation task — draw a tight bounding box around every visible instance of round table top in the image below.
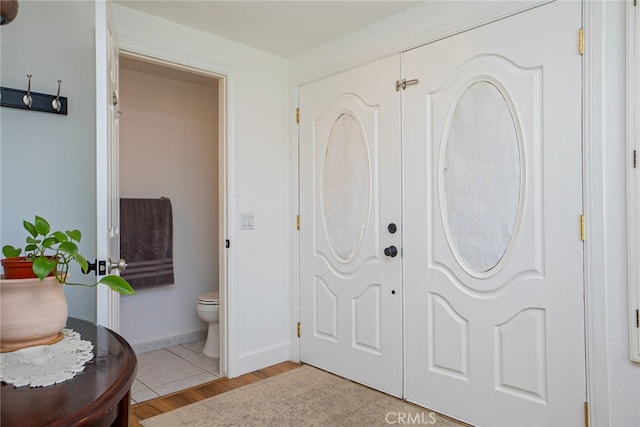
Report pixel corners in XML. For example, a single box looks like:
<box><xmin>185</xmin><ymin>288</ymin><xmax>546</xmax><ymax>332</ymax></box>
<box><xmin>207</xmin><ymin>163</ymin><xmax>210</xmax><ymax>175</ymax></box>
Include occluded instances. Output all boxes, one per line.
<box><xmin>1</xmin><ymin>317</ymin><xmax>138</xmax><ymax>427</ymax></box>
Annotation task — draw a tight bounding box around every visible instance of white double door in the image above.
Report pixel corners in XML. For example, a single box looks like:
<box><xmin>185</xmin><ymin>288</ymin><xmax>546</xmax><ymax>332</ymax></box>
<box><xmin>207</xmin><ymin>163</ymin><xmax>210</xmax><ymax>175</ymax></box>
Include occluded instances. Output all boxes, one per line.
<box><xmin>299</xmin><ymin>2</ymin><xmax>585</xmax><ymax>425</ymax></box>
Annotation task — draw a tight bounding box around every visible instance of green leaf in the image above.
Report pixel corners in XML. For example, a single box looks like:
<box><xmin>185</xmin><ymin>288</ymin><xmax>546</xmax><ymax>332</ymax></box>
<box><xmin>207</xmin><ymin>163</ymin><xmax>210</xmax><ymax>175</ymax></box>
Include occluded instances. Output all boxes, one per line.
<box><xmin>23</xmin><ymin>220</ymin><xmax>37</xmax><ymax>238</ymax></box>
<box><xmin>42</xmin><ymin>237</ymin><xmax>59</xmax><ymax>249</ymax></box>
<box><xmin>66</xmin><ymin>229</ymin><xmax>81</xmax><ymax>242</ymax></box>
<box><xmin>58</xmin><ymin>241</ymin><xmax>78</xmax><ymax>256</ymax></box>
<box><xmin>98</xmin><ymin>275</ymin><xmax>136</xmax><ymax>295</ymax></box>
<box><xmin>34</xmin><ymin>216</ymin><xmax>50</xmax><ymax>236</ymax></box>
<box><xmin>52</xmin><ymin>231</ymin><xmax>68</xmax><ymax>242</ymax></box>
<box><xmin>2</xmin><ymin>245</ymin><xmax>21</xmax><ymax>258</ymax></box>
<box><xmin>33</xmin><ymin>256</ymin><xmax>56</xmax><ymax>281</ymax></box>
<box><xmin>75</xmin><ymin>254</ymin><xmax>89</xmax><ymax>273</ymax></box>
<box><xmin>25</xmin><ymin>243</ymin><xmax>38</xmax><ymax>252</ymax></box>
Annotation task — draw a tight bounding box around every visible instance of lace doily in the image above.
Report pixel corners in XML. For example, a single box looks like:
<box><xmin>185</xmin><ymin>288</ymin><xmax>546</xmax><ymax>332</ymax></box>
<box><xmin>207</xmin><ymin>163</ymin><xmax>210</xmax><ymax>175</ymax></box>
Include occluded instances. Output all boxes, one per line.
<box><xmin>0</xmin><ymin>328</ymin><xmax>94</xmax><ymax>388</ymax></box>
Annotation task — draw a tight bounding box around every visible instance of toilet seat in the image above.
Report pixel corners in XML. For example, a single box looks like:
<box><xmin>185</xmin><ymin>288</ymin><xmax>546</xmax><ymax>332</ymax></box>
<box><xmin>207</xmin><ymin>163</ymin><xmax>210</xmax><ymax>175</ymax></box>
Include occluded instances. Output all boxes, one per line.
<box><xmin>198</xmin><ymin>291</ymin><xmax>219</xmax><ymax>305</ymax></box>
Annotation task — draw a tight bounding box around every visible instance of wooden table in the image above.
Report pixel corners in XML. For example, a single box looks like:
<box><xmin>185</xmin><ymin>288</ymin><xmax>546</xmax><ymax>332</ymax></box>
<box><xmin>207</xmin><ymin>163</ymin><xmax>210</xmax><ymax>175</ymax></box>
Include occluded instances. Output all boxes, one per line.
<box><xmin>1</xmin><ymin>317</ymin><xmax>137</xmax><ymax>427</ymax></box>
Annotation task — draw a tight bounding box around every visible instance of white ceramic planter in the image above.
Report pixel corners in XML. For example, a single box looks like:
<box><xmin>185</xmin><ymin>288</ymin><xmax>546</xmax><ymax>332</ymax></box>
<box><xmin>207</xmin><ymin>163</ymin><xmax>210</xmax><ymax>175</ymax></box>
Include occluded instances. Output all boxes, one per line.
<box><xmin>0</xmin><ymin>275</ymin><xmax>68</xmax><ymax>352</ymax></box>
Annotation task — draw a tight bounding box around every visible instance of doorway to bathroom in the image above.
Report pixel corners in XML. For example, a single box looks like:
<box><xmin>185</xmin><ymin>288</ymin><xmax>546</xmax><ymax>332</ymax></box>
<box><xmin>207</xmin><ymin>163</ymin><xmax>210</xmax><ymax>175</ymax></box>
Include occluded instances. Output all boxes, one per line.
<box><xmin>116</xmin><ymin>53</ymin><xmax>228</xmax><ymax>390</ymax></box>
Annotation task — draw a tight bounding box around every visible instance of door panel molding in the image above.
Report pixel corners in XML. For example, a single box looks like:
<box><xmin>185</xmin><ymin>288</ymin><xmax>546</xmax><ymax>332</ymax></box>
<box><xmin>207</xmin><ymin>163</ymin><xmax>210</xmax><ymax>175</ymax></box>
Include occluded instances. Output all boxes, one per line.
<box><xmin>426</xmin><ymin>54</ymin><xmax>544</xmax><ymax>294</ymax></box>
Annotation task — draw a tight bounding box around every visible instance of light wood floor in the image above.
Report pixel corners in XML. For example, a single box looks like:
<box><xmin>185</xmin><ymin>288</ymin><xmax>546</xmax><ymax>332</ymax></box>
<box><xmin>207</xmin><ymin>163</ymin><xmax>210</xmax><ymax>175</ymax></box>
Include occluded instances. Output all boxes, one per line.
<box><xmin>130</xmin><ymin>360</ymin><xmax>302</xmax><ymax>426</ymax></box>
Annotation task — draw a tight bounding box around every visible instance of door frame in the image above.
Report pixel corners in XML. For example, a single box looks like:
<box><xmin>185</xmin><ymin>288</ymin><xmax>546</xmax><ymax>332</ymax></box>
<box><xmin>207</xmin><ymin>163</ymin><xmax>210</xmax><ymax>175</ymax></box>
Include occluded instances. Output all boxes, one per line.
<box><xmin>294</xmin><ymin>0</ymin><xmax>609</xmax><ymax>423</ymax></box>
<box><xmin>95</xmin><ymin>0</ymin><xmax>118</xmax><ymax>330</ymax></box>
<box><xmin>582</xmin><ymin>1</ymin><xmax>612</xmax><ymax>425</ymax></box>
<box><xmin>95</xmin><ymin>15</ymin><xmax>233</xmax><ymax>377</ymax></box>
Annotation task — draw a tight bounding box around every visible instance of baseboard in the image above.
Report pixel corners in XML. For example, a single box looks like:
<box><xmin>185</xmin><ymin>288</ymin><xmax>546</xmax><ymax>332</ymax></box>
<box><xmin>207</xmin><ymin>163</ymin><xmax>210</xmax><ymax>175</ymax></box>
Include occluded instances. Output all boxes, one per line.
<box><xmin>132</xmin><ymin>329</ymin><xmax>207</xmax><ymax>354</ymax></box>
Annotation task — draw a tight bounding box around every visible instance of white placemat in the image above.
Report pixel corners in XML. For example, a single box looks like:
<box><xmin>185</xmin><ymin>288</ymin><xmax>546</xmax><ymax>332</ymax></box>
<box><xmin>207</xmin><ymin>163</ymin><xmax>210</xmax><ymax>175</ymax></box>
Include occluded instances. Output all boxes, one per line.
<box><xmin>0</xmin><ymin>328</ymin><xmax>94</xmax><ymax>388</ymax></box>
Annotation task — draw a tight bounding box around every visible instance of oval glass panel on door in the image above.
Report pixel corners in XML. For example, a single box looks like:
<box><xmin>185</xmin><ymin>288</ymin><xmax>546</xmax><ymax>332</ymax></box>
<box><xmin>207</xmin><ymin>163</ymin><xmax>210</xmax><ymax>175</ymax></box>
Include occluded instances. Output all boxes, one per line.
<box><xmin>322</xmin><ymin>112</ymin><xmax>370</xmax><ymax>262</ymax></box>
<box><xmin>442</xmin><ymin>80</ymin><xmax>522</xmax><ymax>275</ymax></box>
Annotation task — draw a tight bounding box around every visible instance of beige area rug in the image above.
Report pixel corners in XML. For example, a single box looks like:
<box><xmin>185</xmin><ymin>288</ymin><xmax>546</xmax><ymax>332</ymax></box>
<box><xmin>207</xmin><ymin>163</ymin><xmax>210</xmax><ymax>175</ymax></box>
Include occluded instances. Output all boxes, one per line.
<box><xmin>140</xmin><ymin>365</ymin><xmax>465</xmax><ymax>427</ymax></box>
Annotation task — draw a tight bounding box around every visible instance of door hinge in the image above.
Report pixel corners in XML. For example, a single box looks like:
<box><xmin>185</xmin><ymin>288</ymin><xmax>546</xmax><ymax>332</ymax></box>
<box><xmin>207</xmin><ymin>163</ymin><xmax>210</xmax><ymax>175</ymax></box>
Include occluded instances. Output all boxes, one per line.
<box><xmin>395</xmin><ymin>78</ymin><xmax>419</xmax><ymax>92</ymax></box>
<box><xmin>579</xmin><ymin>28</ymin><xmax>584</xmax><ymax>55</ymax></box>
<box><xmin>584</xmin><ymin>402</ymin><xmax>590</xmax><ymax>427</ymax></box>
<box><xmin>297</xmin><ymin>322</ymin><xmax>301</xmax><ymax>338</ymax></box>
<box><xmin>581</xmin><ymin>214</ymin><xmax>586</xmax><ymax>241</ymax></box>
<box><xmin>634</xmin><ymin>150</ymin><xmax>637</xmax><ymax>168</ymax></box>
<box><xmin>296</xmin><ymin>214</ymin><xmax>301</xmax><ymax>230</ymax></box>
<box><xmin>636</xmin><ymin>309</ymin><xmax>639</xmax><ymax>328</ymax></box>
<box><xmin>225</xmin><ymin>239</ymin><xmax>230</xmax><ymax>248</ymax></box>
<box><xmin>296</xmin><ymin>108</ymin><xmax>300</xmax><ymax>124</ymax></box>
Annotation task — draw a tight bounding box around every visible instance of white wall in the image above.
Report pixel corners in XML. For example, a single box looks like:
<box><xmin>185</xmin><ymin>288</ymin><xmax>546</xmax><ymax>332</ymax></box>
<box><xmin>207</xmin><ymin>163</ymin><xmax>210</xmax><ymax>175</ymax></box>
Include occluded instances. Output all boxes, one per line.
<box><xmin>0</xmin><ymin>1</ymin><xmax>97</xmax><ymax>321</ymax></box>
<box><xmin>118</xmin><ymin>59</ymin><xmax>219</xmax><ymax>348</ymax></box>
<box><xmin>288</xmin><ymin>1</ymin><xmax>639</xmax><ymax>426</ymax></box>
<box><xmin>289</xmin><ymin>0</ymin><xmax>542</xmax><ymax>83</ymax></box>
<box><xmin>601</xmin><ymin>2</ymin><xmax>640</xmax><ymax>426</ymax></box>
<box><xmin>112</xmin><ymin>4</ymin><xmax>291</xmax><ymax>377</ymax></box>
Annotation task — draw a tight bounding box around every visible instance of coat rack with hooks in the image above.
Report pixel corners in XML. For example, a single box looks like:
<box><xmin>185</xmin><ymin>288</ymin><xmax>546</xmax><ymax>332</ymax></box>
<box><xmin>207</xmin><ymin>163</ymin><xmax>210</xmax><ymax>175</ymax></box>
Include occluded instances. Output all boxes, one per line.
<box><xmin>0</xmin><ymin>74</ymin><xmax>68</xmax><ymax>115</ymax></box>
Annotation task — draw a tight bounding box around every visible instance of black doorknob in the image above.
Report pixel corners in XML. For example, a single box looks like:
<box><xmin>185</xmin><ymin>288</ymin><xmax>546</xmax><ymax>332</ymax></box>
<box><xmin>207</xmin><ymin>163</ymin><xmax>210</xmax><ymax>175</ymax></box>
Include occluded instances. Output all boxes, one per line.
<box><xmin>388</xmin><ymin>223</ymin><xmax>397</xmax><ymax>234</ymax></box>
<box><xmin>384</xmin><ymin>245</ymin><xmax>398</xmax><ymax>258</ymax></box>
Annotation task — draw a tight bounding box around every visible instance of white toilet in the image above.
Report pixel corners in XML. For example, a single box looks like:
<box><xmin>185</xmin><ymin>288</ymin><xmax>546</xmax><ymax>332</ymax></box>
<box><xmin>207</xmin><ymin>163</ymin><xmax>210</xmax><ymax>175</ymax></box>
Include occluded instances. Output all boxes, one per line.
<box><xmin>196</xmin><ymin>291</ymin><xmax>219</xmax><ymax>358</ymax></box>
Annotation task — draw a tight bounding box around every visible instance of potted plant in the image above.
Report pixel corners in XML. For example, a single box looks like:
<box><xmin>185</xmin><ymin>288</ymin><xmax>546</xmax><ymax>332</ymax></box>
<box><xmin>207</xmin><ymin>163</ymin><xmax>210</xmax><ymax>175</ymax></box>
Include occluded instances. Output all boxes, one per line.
<box><xmin>1</xmin><ymin>215</ymin><xmax>135</xmax><ymax>352</ymax></box>
<box><xmin>2</xmin><ymin>215</ymin><xmax>135</xmax><ymax>293</ymax></box>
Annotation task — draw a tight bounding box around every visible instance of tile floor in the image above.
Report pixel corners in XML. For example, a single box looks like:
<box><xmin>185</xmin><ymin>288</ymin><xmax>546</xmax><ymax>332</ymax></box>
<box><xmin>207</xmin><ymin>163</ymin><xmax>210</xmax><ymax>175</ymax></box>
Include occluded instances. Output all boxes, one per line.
<box><xmin>131</xmin><ymin>339</ymin><xmax>221</xmax><ymax>404</ymax></box>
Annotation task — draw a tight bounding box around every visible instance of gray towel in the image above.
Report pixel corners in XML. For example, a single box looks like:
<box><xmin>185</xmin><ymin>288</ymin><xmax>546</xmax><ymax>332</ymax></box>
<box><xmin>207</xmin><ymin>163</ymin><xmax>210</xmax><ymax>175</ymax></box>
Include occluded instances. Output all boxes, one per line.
<box><xmin>120</xmin><ymin>197</ymin><xmax>175</xmax><ymax>289</ymax></box>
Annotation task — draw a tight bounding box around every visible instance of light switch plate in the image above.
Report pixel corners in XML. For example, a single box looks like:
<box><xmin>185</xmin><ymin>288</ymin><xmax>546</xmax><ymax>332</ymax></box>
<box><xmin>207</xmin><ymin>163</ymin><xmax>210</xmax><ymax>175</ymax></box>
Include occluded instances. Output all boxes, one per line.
<box><xmin>240</xmin><ymin>213</ymin><xmax>255</xmax><ymax>230</ymax></box>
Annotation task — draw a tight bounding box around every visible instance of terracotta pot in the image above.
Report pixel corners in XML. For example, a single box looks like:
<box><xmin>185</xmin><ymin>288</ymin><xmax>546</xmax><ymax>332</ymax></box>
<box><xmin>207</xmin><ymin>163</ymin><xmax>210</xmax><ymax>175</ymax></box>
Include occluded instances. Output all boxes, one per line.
<box><xmin>0</xmin><ymin>275</ymin><xmax>68</xmax><ymax>352</ymax></box>
<box><xmin>0</xmin><ymin>0</ymin><xmax>19</xmax><ymax>25</ymax></box>
<box><xmin>1</xmin><ymin>256</ymin><xmax>55</xmax><ymax>279</ymax></box>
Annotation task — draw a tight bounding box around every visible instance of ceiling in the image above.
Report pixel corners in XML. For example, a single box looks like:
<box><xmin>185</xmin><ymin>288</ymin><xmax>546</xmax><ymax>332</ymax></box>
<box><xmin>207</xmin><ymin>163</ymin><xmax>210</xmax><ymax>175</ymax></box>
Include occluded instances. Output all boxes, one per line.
<box><xmin>113</xmin><ymin>1</ymin><xmax>424</xmax><ymax>58</ymax></box>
